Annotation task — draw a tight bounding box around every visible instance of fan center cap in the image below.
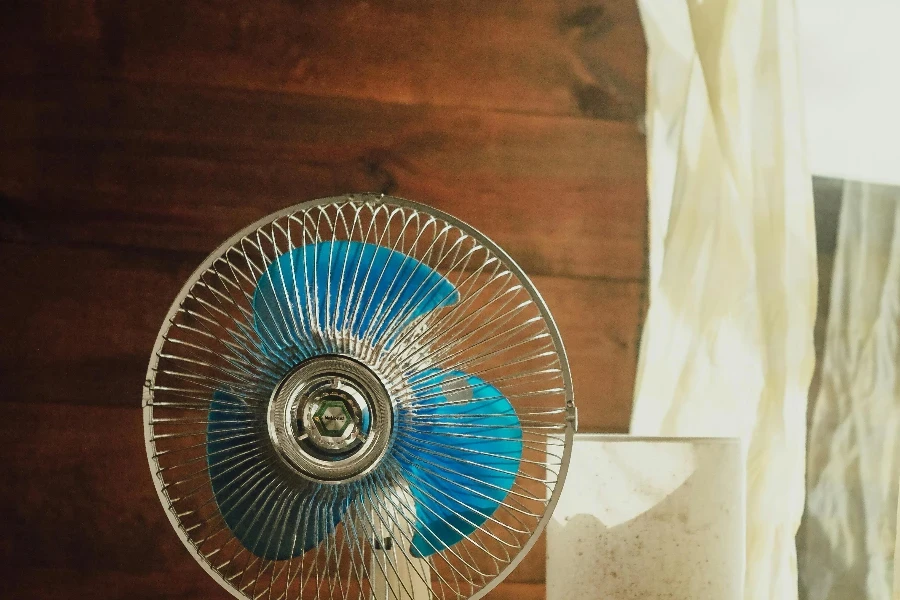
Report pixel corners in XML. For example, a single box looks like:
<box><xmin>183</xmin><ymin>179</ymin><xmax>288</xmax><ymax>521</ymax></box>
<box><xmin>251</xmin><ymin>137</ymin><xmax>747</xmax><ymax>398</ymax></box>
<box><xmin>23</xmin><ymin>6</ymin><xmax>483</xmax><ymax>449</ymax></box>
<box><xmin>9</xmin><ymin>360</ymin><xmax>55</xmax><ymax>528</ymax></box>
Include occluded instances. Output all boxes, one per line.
<box><xmin>314</xmin><ymin>399</ymin><xmax>352</xmax><ymax>436</ymax></box>
<box><xmin>300</xmin><ymin>381</ymin><xmax>367</xmax><ymax>452</ymax></box>
<box><xmin>267</xmin><ymin>355</ymin><xmax>393</xmax><ymax>483</ymax></box>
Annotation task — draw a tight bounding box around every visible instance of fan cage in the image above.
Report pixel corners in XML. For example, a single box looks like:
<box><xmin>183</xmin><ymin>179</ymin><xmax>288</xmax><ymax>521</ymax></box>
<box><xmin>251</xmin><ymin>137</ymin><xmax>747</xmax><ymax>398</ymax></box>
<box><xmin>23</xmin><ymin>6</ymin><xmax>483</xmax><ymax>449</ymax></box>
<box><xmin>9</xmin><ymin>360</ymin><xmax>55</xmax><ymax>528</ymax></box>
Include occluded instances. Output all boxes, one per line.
<box><xmin>143</xmin><ymin>194</ymin><xmax>575</xmax><ymax>600</ymax></box>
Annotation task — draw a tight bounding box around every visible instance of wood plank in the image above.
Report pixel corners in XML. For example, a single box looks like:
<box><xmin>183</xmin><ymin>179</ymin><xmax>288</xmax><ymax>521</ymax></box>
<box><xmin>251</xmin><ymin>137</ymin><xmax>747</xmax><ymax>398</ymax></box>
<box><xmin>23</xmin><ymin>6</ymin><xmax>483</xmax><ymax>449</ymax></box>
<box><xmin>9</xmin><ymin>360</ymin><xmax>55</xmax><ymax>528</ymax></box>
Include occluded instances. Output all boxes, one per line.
<box><xmin>532</xmin><ymin>273</ymin><xmax>640</xmax><ymax>432</ymax></box>
<box><xmin>3</xmin><ymin>569</ymin><xmax>543</xmax><ymax>600</ymax></box>
<box><xmin>4</xmin><ymin>567</ymin><xmax>544</xmax><ymax>600</ymax></box>
<box><xmin>0</xmin><ymin>0</ymin><xmax>645</xmax><ymax>121</ymax></box>
<box><xmin>0</xmin><ymin>403</ymin><xmax>190</xmax><ymax>585</ymax></box>
<box><xmin>0</xmin><ymin>241</ymin><xmax>637</xmax><ymax>431</ymax></box>
<box><xmin>3</xmin><ymin>569</ymin><xmax>226</xmax><ymax>600</ymax></box>
<box><xmin>0</xmin><ymin>401</ymin><xmax>548</xmax><ymax>595</ymax></box>
<box><xmin>0</xmin><ymin>243</ymin><xmax>197</xmax><ymax>409</ymax></box>
<box><xmin>0</xmin><ymin>78</ymin><xmax>647</xmax><ymax>281</ymax></box>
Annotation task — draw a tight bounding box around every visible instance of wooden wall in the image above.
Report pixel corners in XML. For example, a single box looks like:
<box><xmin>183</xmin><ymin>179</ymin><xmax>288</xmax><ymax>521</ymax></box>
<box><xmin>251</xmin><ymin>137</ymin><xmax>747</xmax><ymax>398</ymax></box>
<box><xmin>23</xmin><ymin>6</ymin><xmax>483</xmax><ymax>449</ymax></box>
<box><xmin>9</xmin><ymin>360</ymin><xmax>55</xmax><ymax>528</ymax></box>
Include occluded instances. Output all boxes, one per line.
<box><xmin>0</xmin><ymin>2</ymin><xmax>648</xmax><ymax>597</ymax></box>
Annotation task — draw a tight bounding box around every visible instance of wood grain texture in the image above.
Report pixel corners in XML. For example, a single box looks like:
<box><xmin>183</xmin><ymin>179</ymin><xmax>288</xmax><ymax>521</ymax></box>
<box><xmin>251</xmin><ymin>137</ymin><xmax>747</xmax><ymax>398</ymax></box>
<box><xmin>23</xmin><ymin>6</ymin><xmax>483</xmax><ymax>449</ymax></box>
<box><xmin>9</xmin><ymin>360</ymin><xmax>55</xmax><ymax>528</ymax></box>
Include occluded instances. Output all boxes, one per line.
<box><xmin>0</xmin><ymin>78</ymin><xmax>646</xmax><ymax>280</ymax></box>
<box><xmin>0</xmin><ymin>0</ymin><xmax>647</xmax><ymax>595</ymax></box>
<box><xmin>0</xmin><ymin>241</ymin><xmax>639</xmax><ymax>431</ymax></box>
<box><xmin>1</xmin><ymin>0</ymin><xmax>644</xmax><ymax>121</ymax></box>
<box><xmin>5</xmin><ymin>570</ymin><xmax>544</xmax><ymax>600</ymax></box>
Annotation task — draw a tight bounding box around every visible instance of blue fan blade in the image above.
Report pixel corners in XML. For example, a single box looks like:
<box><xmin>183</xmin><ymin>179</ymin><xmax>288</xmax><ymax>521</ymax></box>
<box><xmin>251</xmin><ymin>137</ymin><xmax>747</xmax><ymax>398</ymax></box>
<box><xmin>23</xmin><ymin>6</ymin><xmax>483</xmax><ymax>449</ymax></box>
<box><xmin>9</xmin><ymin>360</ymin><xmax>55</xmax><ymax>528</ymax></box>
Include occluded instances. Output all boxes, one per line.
<box><xmin>400</xmin><ymin>370</ymin><xmax>522</xmax><ymax>558</ymax></box>
<box><xmin>207</xmin><ymin>391</ymin><xmax>344</xmax><ymax>560</ymax></box>
<box><xmin>252</xmin><ymin>241</ymin><xmax>459</xmax><ymax>355</ymax></box>
<box><xmin>208</xmin><ymin>242</ymin><xmax>458</xmax><ymax>558</ymax></box>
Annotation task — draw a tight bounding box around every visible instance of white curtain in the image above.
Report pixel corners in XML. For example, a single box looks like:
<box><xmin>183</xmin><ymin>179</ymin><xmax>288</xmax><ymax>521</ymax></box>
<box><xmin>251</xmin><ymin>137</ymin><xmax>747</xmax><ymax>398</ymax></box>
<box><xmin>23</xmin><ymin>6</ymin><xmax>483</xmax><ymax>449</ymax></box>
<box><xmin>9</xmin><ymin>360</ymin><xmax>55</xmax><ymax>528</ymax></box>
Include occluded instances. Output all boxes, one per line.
<box><xmin>633</xmin><ymin>0</ymin><xmax>817</xmax><ymax>598</ymax></box>
<box><xmin>896</xmin><ymin>484</ymin><xmax>900</xmax><ymax>599</ymax></box>
<box><xmin>802</xmin><ymin>182</ymin><xmax>900</xmax><ymax>600</ymax></box>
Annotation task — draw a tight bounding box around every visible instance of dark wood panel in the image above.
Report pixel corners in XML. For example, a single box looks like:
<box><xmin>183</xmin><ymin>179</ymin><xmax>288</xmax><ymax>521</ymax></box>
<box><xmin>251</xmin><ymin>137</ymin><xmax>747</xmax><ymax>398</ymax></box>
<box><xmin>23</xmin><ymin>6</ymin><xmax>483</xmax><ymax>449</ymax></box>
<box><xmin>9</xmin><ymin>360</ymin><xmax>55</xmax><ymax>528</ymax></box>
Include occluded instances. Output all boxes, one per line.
<box><xmin>0</xmin><ymin>401</ymin><xmax>545</xmax><ymax>598</ymax></box>
<box><xmin>0</xmin><ymin>3</ymin><xmax>647</xmax><ymax>593</ymax></box>
<box><xmin>0</xmin><ymin>78</ymin><xmax>646</xmax><ymax>281</ymax></box>
<box><xmin>0</xmin><ymin>403</ymin><xmax>186</xmax><ymax>580</ymax></box>
<box><xmin>0</xmin><ymin>0</ymin><xmax>645</xmax><ymax>121</ymax></box>
<box><xmin>0</xmin><ymin>243</ymin><xmax>196</xmax><ymax>408</ymax></box>
<box><xmin>0</xmin><ymin>242</ymin><xmax>638</xmax><ymax>431</ymax></box>
<box><xmin>532</xmin><ymin>273</ymin><xmax>639</xmax><ymax>431</ymax></box>
<box><xmin>4</xmin><ymin>569</ymin><xmax>544</xmax><ymax>600</ymax></box>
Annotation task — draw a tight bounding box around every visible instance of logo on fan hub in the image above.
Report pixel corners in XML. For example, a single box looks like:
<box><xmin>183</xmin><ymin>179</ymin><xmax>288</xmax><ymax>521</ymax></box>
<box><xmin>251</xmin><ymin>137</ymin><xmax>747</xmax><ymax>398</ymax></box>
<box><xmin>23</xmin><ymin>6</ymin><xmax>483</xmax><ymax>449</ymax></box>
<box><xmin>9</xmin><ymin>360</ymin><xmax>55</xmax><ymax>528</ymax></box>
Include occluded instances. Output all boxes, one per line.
<box><xmin>312</xmin><ymin>398</ymin><xmax>355</xmax><ymax>438</ymax></box>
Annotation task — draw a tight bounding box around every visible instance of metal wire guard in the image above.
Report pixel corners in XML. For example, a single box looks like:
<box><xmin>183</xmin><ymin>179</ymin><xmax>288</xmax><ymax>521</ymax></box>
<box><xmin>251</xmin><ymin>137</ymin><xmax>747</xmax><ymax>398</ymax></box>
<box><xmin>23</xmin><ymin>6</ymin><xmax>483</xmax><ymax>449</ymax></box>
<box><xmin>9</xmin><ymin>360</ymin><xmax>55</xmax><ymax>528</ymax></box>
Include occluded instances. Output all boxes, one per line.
<box><xmin>143</xmin><ymin>195</ymin><xmax>575</xmax><ymax>600</ymax></box>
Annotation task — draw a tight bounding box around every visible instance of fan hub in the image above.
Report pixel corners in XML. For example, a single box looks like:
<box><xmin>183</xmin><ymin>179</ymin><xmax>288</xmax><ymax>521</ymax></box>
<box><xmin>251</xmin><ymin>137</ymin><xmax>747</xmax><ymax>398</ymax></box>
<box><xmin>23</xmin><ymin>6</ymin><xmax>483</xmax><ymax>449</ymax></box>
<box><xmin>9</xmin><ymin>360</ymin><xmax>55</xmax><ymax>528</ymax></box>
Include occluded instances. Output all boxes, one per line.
<box><xmin>313</xmin><ymin>399</ymin><xmax>352</xmax><ymax>436</ymax></box>
<box><xmin>267</xmin><ymin>355</ymin><xmax>393</xmax><ymax>483</ymax></box>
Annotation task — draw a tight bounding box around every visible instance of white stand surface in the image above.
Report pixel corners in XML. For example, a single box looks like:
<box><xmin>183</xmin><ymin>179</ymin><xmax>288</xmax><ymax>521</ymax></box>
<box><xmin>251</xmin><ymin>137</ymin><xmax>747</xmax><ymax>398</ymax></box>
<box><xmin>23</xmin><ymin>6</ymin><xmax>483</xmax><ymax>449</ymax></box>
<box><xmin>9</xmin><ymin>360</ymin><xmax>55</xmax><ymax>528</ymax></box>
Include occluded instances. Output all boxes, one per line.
<box><xmin>368</xmin><ymin>490</ymin><xmax>431</xmax><ymax>600</ymax></box>
<box><xmin>547</xmin><ymin>435</ymin><xmax>745</xmax><ymax>600</ymax></box>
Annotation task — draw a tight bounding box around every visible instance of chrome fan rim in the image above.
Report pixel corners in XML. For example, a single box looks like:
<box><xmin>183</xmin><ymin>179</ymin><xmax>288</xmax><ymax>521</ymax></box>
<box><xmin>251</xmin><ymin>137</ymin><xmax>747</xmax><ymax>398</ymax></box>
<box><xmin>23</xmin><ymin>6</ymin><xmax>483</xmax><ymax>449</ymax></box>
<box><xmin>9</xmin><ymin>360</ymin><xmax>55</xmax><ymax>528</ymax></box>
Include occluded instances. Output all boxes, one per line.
<box><xmin>143</xmin><ymin>194</ymin><xmax>576</xmax><ymax>600</ymax></box>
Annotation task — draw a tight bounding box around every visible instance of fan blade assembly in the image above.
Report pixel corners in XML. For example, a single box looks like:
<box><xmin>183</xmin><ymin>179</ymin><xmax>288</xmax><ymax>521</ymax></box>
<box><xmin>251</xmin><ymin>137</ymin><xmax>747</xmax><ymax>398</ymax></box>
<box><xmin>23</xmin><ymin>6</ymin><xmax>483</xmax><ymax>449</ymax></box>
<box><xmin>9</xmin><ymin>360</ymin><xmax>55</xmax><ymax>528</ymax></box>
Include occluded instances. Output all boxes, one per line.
<box><xmin>208</xmin><ymin>241</ymin><xmax>521</xmax><ymax>560</ymax></box>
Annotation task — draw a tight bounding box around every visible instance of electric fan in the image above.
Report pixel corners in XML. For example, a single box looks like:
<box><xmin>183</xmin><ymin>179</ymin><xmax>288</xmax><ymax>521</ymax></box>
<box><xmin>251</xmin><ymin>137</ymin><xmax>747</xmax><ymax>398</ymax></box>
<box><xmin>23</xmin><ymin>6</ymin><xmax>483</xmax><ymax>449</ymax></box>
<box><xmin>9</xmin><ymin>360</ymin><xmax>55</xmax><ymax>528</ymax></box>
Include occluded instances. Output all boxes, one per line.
<box><xmin>143</xmin><ymin>194</ymin><xmax>576</xmax><ymax>600</ymax></box>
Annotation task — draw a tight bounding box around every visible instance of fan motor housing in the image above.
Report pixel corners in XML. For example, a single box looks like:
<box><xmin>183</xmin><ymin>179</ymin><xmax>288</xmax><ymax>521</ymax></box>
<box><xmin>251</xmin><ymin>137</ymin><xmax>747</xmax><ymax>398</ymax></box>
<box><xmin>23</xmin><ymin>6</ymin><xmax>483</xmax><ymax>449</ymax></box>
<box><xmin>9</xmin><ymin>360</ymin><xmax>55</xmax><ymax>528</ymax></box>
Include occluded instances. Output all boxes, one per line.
<box><xmin>267</xmin><ymin>355</ymin><xmax>393</xmax><ymax>483</ymax></box>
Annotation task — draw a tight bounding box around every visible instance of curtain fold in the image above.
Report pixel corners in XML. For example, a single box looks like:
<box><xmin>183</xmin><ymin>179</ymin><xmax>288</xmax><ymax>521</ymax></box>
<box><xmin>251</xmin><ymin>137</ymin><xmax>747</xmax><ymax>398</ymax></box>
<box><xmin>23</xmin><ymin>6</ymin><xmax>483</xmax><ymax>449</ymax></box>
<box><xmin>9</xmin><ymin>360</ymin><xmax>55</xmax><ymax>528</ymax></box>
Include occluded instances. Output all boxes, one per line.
<box><xmin>633</xmin><ymin>0</ymin><xmax>817</xmax><ymax>598</ymax></box>
<box><xmin>896</xmin><ymin>483</ymin><xmax>900</xmax><ymax>600</ymax></box>
<box><xmin>896</xmin><ymin>484</ymin><xmax>900</xmax><ymax>599</ymax></box>
<box><xmin>802</xmin><ymin>182</ymin><xmax>900</xmax><ymax>600</ymax></box>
